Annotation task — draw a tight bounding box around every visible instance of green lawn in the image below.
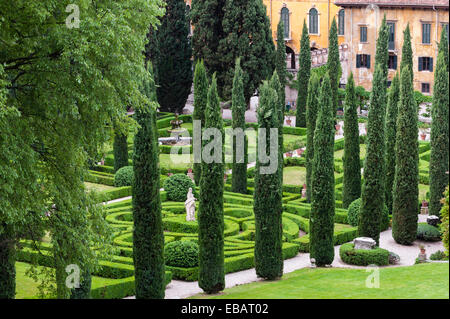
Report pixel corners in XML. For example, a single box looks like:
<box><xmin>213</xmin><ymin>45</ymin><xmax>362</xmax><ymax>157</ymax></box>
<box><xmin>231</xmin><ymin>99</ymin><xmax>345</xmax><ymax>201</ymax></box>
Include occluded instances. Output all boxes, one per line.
<box><xmin>84</xmin><ymin>182</ymin><xmax>116</xmax><ymax>192</ymax></box>
<box><xmin>283</xmin><ymin>166</ymin><xmax>306</xmax><ymax>186</ymax></box>
<box><xmin>191</xmin><ymin>263</ymin><xmax>449</xmax><ymax>299</ymax></box>
<box><xmin>334</xmin><ymin>144</ymin><xmax>366</xmax><ymax>161</ymax></box>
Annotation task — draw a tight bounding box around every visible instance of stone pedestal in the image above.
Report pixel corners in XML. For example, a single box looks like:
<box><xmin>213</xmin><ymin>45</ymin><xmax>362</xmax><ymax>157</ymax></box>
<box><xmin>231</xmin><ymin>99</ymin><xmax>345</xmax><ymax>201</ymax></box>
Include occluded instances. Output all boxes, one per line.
<box><xmin>421</xmin><ymin>206</ymin><xmax>429</xmax><ymax>215</ymax></box>
<box><xmin>353</xmin><ymin>237</ymin><xmax>376</xmax><ymax>250</ymax></box>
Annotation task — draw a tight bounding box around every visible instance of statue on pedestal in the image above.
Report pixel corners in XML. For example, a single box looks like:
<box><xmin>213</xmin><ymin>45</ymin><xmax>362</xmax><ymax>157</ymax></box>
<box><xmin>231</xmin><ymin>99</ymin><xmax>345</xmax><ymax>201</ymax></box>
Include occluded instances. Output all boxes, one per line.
<box><xmin>185</xmin><ymin>188</ymin><xmax>196</xmax><ymax>221</ymax></box>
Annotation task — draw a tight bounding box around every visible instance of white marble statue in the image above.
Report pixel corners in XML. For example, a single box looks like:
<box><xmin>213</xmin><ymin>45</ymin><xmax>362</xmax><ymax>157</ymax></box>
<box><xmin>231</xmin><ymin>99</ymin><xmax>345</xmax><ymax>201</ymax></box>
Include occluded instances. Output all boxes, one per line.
<box><xmin>185</xmin><ymin>188</ymin><xmax>196</xmax><ymax>222</ymax></box>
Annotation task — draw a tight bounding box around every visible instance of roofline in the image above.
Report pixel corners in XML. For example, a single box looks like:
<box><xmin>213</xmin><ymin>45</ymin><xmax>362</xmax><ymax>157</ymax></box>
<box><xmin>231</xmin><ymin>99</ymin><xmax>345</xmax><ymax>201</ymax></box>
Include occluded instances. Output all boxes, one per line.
<box><xmin>334</xmin><ymin>2</ymin><xmax>449</xmax><ymax>9</ymax></box>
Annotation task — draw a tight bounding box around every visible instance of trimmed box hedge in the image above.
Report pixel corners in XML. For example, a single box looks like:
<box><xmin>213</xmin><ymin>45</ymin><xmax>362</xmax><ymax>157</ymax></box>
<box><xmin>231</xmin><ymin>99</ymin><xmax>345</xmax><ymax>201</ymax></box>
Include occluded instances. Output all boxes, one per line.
<box><xmin>339</xmin><ymin>243</ymin><xmax>390</xmax><ymax>266</ymax></box>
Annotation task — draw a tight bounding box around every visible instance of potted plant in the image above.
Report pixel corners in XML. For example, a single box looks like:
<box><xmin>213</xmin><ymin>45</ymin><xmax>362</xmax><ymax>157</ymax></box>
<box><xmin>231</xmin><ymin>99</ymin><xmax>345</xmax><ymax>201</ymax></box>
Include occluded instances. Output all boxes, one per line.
<box><xmin>420</xmin><ymin>132</ymin><xmax>427</xmax><ymax>140</ymax></box>
<box><xmin>286</xmin><ymin>151</ymin><xmax>293</xmax><ymax>158</ymax></box>
<box><xmin>286</xmin><ymin>110</ymin><xmax>295</xmax><ymax>126</ymax></box>
<box><xmin>419</xmin><ymin>244</ymin><xmax>426</xmax><ymax>255</ymax></box>
<box><xmin>296</xmin><ymin>148</ymin><xmax>304</xmax><ymax>156</ymax></box>
<box><xmin>422</xmin><ymin>199</ymin><xmax>428</xmax><ymax>207</ymax></box>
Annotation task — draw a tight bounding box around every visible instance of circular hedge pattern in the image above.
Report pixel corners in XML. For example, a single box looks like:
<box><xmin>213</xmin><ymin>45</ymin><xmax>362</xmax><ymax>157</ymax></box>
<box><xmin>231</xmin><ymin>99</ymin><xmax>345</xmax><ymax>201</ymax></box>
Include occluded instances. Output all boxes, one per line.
<box><xmin>163</xmin><ymin>173</ymin><xmax>195</xmax><ymax>202</ymax></box>
<box><xmin>339</xmin><ymin>243</ymin><xmax>390</xmax><ymax>266</ymax></box>
<box><xmin>165</xmin><ymin>240</ymin><xmax>199</xmax><ymax>268</ymax></box>
<box><xmin>347</xmin><ymin>198</ymin><xmax>390</xmax><ymax>231</ymax></box>
<box><xmin>417</xmin><ymin>223</ymin><xmax>441</xmax><ymax>241</ymax></box>
<box><xmin>114</xmin><ymin>166</ymin><xmax>134</xmax><ymax>187</ymax></box>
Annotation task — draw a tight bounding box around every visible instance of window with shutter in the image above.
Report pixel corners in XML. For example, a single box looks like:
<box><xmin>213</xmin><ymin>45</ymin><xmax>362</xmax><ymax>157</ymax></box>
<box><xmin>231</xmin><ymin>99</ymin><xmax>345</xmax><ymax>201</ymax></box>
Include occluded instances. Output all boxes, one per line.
<box><xmin>309</xmin><ymin>8</ymin><xmax>318</xmax><ymax>34</ymax></box>
<box><xmin>387</xmin><ymin>22</ymin><xmax>395</xmax><ymax>50</ymax></box>
<box><xmin>360</xmin><ymin>26</ymin><xmax>367</xmax><ymax>42</ymax></box>
<box><xmin>281</xmin><ymin>7</ymin><xmax>290</xmax><ymax>39</ymax></box>
<box><xmin>418</xmin><ymin>57</ymin><xmax>423</xmax><ymax>71</ymax></box>
<box><xmin>356</xmin><ymin>54</ymin><xmax>361</xmax><ymax>68</ymax></box>
<box><xmin>422</xmin><ymin>23</ymin><xmax>431</xmax><ymax>44</ymax></box>
<box><xmin>388</xmin><ymin>55</ymin><xmax>397</xmax><ymax>70</ymax></box>
<box><xmin>366</xmin><ymin>55</ymin><xmax>371</xmax><ymax>69</ymax></box>
<box><xmin>338</xmin><ymin>10</ymin><xmax>345</xmax><ymax>35</ymax></box>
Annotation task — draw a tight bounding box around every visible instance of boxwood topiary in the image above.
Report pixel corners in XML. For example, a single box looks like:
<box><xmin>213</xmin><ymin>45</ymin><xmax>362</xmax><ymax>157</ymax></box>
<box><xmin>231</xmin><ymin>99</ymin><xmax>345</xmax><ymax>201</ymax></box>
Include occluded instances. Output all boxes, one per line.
<box><xmin>114</xmin><ymin>166</ymin><xmax>134</xmax><ymax>187</ymax></box>
<box><xmin>163</xmin><ymin>174</ymin><xmax>195</xmax><ymax>202</ymax></box>
<box><xmin>165</xmin><ymin>240</ymin><xmax>199</xmax><ymax>268</ymax></box>
<box><xmin>347</xmin><ymin>198</ymin><xmax>390</xmax><ymax>231</ymax></box>
<box><xmin>417</xmin><ymin>223</ymin><xmax>441</xmax><ymax>241</ymax></box>
<box><xmin>339</xmin><ymin>243</ymin><xmax>389</xmax><ymax>266</ymax></box>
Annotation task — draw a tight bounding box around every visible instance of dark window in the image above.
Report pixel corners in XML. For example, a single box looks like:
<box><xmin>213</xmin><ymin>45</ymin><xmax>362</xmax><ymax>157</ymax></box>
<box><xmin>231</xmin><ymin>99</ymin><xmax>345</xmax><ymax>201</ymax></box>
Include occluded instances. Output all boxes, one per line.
<box><xmin>360</xmin><ymin>26</ymin><xmax>368</xmax><ymax>42</ymax></box>
<box><xmin>309</xmin><ymin>8</ymin><xmax>318</xmax><ymax>34</ymax></box>
<box><xmin>338</xmin><ymin>10</ymin><xmax>345</xmax><ymax>35</ymax></box>
<box><xmin>356</xmin><ymin>54</ymin><xmax>371</xmax><ymax>68</ymax></box>
<box><xmin>388</xmin><ymin>55</ymin><xmax>397</xmax><ymax>70</ymax></box>
<box><xmin>422</xmin><ymin>23</ymin><xmax>431</xmax><ymax>44</ymax></box>
<box><xmin>387</xmin><ymin>22</ymin><xmax>395</xmax><ymax>50</ymax></box>
<box><xmin>418</xmin><ymin>57</ymin><xmax>433</xmax><ymax>71</ymax></box>
<box><xmin>421</xmin><ymin>83</ymin><xmax>430</xmax><ymax>93</ymax></box>
<box><xmin>281</xmin><ymin>7</ymin><xmax>290</xmax><ymax>39</ymax></box>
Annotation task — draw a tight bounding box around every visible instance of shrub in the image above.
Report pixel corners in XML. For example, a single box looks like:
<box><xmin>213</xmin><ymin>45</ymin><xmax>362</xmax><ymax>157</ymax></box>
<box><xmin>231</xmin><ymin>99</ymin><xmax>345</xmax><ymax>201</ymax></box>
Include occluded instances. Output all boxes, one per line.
<box><xmin>417</xmin><ymin>223</ymin><xmax>441</xmax><ymax>241</ymax></box>
<box><xmin>114</xmin><ymin>166</ymin><xmax>134</xmax><ymax>187</ymax></box>
<box><xmin>165</xmin><ymin>240</ymin><xmax>199</xmax><ymax>268</ymax></box>
<box><xmin>348</xmin><ymin>198</ymin><xmax>390</xmax><ymax>231</ymax></box>
<box><xmin>430</xmin><ymin>250</ymin><xmax>448</xmax><ymax>261</ymax></box>
<box><xmin>163</xmin><ymin>174</ymin><xmax>195</xmax><ymax>202</ymax></box>
<box><xmin>339</xmin><ymin>243</ymin><xmax>389</xmax><ymax>266</ymax></box>
<box><xmin>388</xmin><ymin>251</ymin><xmax>400</xmax><ymax>264</ymax></box>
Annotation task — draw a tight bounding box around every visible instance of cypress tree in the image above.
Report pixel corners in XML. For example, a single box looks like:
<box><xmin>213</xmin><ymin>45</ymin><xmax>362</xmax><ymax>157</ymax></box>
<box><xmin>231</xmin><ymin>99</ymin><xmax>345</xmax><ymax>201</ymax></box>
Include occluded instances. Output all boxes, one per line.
<box><xmin>392</xmin><ymin>67</ymin><xmax>419</xmax><ymax>245</ymax></box>
<box><xmin>193</xmin><ymin>60</ymin><xmax>209</xmax><ymax>185</ymax></box>
<box><xmin>269</xmin><ymin>71</ymin><xmax>284</xmax><ymax>186</ymax></box>
<box><xmin>358</xmin><ymin>65</ymin><xmax>387</xmax><ymax>245</ymax></box>
<box><xmin>384</xmin><ymin>73</ymin><xmax>400</xmax><ymax>214</ymax></box>
<box><xmin>217</xmin><ymin>0</ymin><xmax>275</xmax><ymax>102</ymax></box>
<box><xmin>429</xmin><ymin>48</ymin><xmax>449</xmax><ymax>217</ymax></box>
<box><xmin>310</xmin><ymin>73</ymin><xmax>335</xmax><ymax>266</ymax></box>
<box><xmin>0</xmin><ymin>225</ymin><xmax>15</xmax><ymax>299</ymax></box>
<box><xmin>438</xmin><ymin>28</ymin><xmax>449</xmax><ymax>72</ymax></box>
<box><xmin>305</xmin><ymin>73</ymin><xmax>320</xmax><ymax>203</ymax></box>
<box><xmin>132</xmin><ymin>64</ymin><xmax>165</xmax><ymax>299</ymax></box>
<box><xmin>254</xmin><ymin>80</ymin><xmax>283</xmax><ymax>279</ymax></box>
<box><xmin>231</xmin><ymin>58</ymin><xmax>248</xmax><ymax>194</ymax></box>
<box><xmin>149</xmin><ymin>0</ymin><xmax>193</xmax><ymax>113</ymax></box>
<box><xmin>276</xmin><ymin>20</ymin><xmax>287</xmax><ymax>112</ymax></box>
<box><xmin>400</xmin><ymin>24</ymin><xmax>413</xmax><ymax>84</ymax></box>
<box><xmin>375</xmin><ymin>15</ymin><xmax>389</xmax><ymax>80</ymax></box>
<box><xmin>113</xmin><ymin>129</ymin><xmax>129</xmax><ymax>172</ymax></box>
<box><xmin>327</xmin><ymin>18</ymin><xmax>342</xmax><ymax>116</ymax></box>
<box><xmin>342</xmin><ymin>72</ymin><xmax>361</xmax><ymax>208</ymax></box>
<box><xmin>198</xmin><ymin>74</ymin><xmax>225</xmax><ymax>294</ymax></box>
<box><xmin>296</xmin><ymin>20</ymin><xmax>311</xmax><ymax>128</ymax></box>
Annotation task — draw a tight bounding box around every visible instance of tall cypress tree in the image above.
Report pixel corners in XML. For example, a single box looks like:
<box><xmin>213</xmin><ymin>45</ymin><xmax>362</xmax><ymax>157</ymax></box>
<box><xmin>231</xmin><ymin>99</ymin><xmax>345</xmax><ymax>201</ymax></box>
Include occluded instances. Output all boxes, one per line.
<box><xmin>384</xmin><ymin>73</ymin><xmax>400</xmax><ymax>214</ymax></box>
<box><xmin>132</xmin><ymin>64</ymin><xmax>165</xmax><ymax>299</ymax></box>
<box><xmin>296</xmin><ymin>20</ymin><xmax>311</xmax><ymax>128</ymax></box>
<box><xmin>231</xmin><ymin>58</ymin><xmax>248</xmax><ymax>194</ymax></box>
<box><xmin>269</xmin><ymin>71</ymin><xmax>284</xmax><ymax>186</ymax></box>
<box><xmin>342</xmin><ymin>72</ymin><xmax>361</xmax><ymax>208</ymax></box>
<box><xmin>254</xmin><ymin>80</ymin><xmax>283</xmax><ymax>279</ymax></box>
<box><xmin>310</xmin><ymin>73</ymin><xmax>335</xmax><ymax>266</ymax></box>
<box><xmin>438</xmin><ymin>28</ymin><xmax>449</xmax><ymax>72</ymax></box>
<box><xmin>198</xmin><ymin>74</ymin><xmax>225</xmax><ymax>294</ymax></box>
<box><xmin>429</xmin><ymin>46</ymin><xmax>449</xmax><ymax>217</ymax></box>
<box><xmin>149</xmin><ymin>0</ymin><xmax>193</xmax><ymax>113</ymax></box>
<box><xmin>305</xmin><ymin>73</ymin><xmax>320</xmax><ymax>203</ymax></box>
<box><xmin>400</xmin><ymin>24</ymin><xmax>413</xmax><ymax>84</ymax></box>
<box><xmin>392</xmin><ymin>67</ymin><xmax>419</xmax><ymax>245</ymax></box>
<box><xmin>327</xmin><ymin>18</ymin><xmax>342</xmax><ymax>116</ymax></box>
<box><xmin>375</xmin><ymin>15</ymin><xmax>389</xmax><ymax>80</ymax></box>
<box><xmin>113</xmin><ymin>128</ymin><xmax>129</xmax><ymax>172</ymax></box>
<box><xmin>358</xmin><ymin>64</ymin><xmax>387</xmax><ymax>245</ymax></box>
<box><xmin>217</xmin><ymin>0</ymin><xmax>275</xmax><ymax>102</ymax></box>
<box><xmin>276</xmin><ymin>20</ymin><xmax>287</xmax><ymax>112</ymax></box>
<box><xmin>193</xmin><ymin>60</ymin><xmax>209</xmax><ymax>185</ymax></box>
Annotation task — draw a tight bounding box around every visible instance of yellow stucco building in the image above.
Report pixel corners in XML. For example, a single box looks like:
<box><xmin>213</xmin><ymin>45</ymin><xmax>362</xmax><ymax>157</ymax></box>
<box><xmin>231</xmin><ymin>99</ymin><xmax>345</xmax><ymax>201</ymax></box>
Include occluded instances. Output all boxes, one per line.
<box><xmin>335</xmin><ymin>0</ymin><xmax>449</xmax><ymax>94</ymax></box>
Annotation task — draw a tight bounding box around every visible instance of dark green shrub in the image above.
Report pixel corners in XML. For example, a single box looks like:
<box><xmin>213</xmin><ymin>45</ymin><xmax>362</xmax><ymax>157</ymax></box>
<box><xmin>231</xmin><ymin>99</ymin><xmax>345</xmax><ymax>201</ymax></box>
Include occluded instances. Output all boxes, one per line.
<box><xmin>417</xmin><ymin>223</ymin><xmax>441</xmax><ymax>241</ymax></box>
<box><xmin>165</xmin><ymin>241</ymin><xmax>199</xmax><ymax>268</ymax></box>
<box><xmin>163</xmin><ymin>174</ymin><xmax>195</xmax><ymax>202</ymax></box>
<box><xmin>348</xmin><ymin>198</ymin><xmax>390</xmax><ymax>231</ymax></box>
<box><xmin>339</xmin><ymin>243</ymin><xmax>389</xmax><ymax>266</ymax></box>
<box><xmin>114</xmin><ymin>166</ymin><xmax>134</xmax><ymax>187</ymax></box>
<box><xmin>430</xmin><ymin>250</ymin><xmax>447</xmax><ymax>260</ymax></box>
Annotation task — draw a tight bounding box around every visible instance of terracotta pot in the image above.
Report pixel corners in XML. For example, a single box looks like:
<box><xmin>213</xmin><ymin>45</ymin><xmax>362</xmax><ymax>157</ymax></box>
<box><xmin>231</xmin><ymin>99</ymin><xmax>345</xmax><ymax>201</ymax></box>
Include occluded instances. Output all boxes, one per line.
<box><xmin>187</xmin><ymin>168</ymin><xmax>193</xmax><ymax>173</ymax></box>
<box><xmin>422</xmin><ymin>200</ymin><xmax>428</xmax><ymax>207</ymax></box>
<box><xmin>286</xmin><ymin>152</ymin><xmax>292</xmax><ymax>158</ymax></box>
<box><xmin>286</xmin><ymin>119</ymin><xmax>292</xmax><ymax>126</ymax></box>
<box><xmin>420</xmin><ymin>134</ymin><xmax>426</xmax><ymax>140</ymax></box>
<box><xmin>296</xmin><ymin>149</ymin><xmax>304</xmax><ymax>156</ymax></box>
<box><xmin>335</xmin><ymin>124</ymin><xmax>341</xmax><ymax>131</ymax></box>
<box><xmin>420</xmin><ymin>248</ymin><xmax>426</xmax><ymax>254</ymax></box>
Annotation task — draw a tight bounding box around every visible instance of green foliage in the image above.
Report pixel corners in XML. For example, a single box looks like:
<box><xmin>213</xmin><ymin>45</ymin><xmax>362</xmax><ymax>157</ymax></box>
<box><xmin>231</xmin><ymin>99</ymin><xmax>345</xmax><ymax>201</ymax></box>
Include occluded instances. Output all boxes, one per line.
<box><xmin>400</xmin><ymin>24</ymin><xmax>413</xmax><ymax>84</ymax></box>
<box><xmin>165</xmin><ymin>241</ymin><xmax>199</xmax><ymax>268</ymax></box>
<box><xmin>163</xmin><ymin>174</ymin><xmax>196</xmax><ymax>202</ymax></box>
<box><xmin>438</xmin><ymin>28</ymin><xmax>449</xmax><ymax>72</ymax></box>
<box><xmin>347</xmin><ymin>198</ymin><xmax>390</xmax><ymax>231</ymax></box>
<box><xmin>113</xmin><ymin>132</ymin><xmax>129</xmax><ymax>172</ymax></box>
<box><xmin>310</xmin><ymin>74</ymin><xmax>335</xmax><ymax>266</ymax></box>
<box><xmin>193</xmin><ymin>60</ymin><xmax>209</xmax><ymax>185</ymax></box>
<box><xmin>413</xmin><ymin>90</ymin><xmax>433</xmax><ymax>106</ymax></box>
<box><xmin>0</xmin><ymin>226</ymin><xmax>15</xmax><ymax>298</ymax></box>
<box><xmin>339</xmin><ymin>243</ymin><xmax>389</xmax><ymax>266</ymax></box>
<box><xmin>114</xmin><ymin>166</ymin><xmax>134</xmax><ymax>187</ymax></box>
<box><xmin>148</xmin><ymin>0</ymin><xmax>193</xmax><ymax>113</ymax></box>
<box><xmin>276</xmin><ymin>20</ymin><xmax>287</xmax><ymax>110</ymax></box>
<box><xmin>217</xmin><ymin>0</ymin><xmax>276</xmax><ymax>102</ymax></box>
<box><xmin>375</xmin><ymin>16</ymin><xmax>389</xmax><ymax>80</ymax></box>
<box><xmin>253</xmin><ymin>80</ymin><xmax>283</xmax><ymax>279</ymax></box>
<box><xmin>231</xmin><ymin>58</ymin><xmax>248</xmax><ymax>194</ymax></box>
<box><xmin>198</xmin><ymin>75</ymin><xmax>225</xmax><ymax>294</ymax></box>
<box><xmin>132</xmin><ymin>65</ymin><xmax>165</xmax><ymax>299</ymax></box>
<box><xmin>429</xmin><ymin>49</ymin><xmax>449</xmax><ymax>217</ymax></box>
<box><xmin>430</xmin><ymin>250</ymin><xmax>447</xmax><ymax>261</ymax></box>
<box><xmin>384</xmin><ymin>73</ymin><xmax>400</xmax><ymax>214</ymax></box>
<box><xmin>441</xmin><ymin>187</ymin><xmax>449</xmax><ymax>256</ymax></box>
<box><xmin>305</xmin><ymin>74</ymin><xmax>320</xmax><ymax>202</ymax></box>
<box><xmin>358</xmin><ymin>64</ymin><xmax>387</xmax><ymax>246</ymax></box>
<box><xmin>296</xmin><ymin>21</ymin><xmax>311</xmax><ymax>128</ymax></box>
<box><xmin>327</xmin><ymin>18</ymin><xmax>342</xmax><ymax>116</ymax></box>
<box><xmin>392</xmin><ymin>67</ymin><xmax>419</xmax><ymax>245</ymax></box>
<box><xmin>417</xmin><ymin>223</ymin><xmax>441</xmax><ymax>242</ymax></box>
<box><xmin>342</xmin><ymin>73</ymin><xmax>361</xmax><ymax>208</ymax></box>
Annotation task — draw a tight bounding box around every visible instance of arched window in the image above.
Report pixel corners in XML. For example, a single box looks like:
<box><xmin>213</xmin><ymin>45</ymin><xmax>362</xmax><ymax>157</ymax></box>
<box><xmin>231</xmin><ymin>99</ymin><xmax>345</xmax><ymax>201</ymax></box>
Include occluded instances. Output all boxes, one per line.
<box><xmin>281</xmin><ymin>7</ymin><xmax>290</xmax><ymax>39</ymax></box>
<box><xmin>338</xmin><ymin>9</ymin><xmax>345</xmax><ymax>35</ymax></box>
<box><xmin>309</xmin><ymin>8</ymin><xmax>318</xmax><ymax>34</ymax></box>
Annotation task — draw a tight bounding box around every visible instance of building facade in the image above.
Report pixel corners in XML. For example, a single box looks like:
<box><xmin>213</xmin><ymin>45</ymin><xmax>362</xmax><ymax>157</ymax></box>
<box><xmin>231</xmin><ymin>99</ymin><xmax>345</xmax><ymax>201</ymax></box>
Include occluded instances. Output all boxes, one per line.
<box><xmin>335</xmin><ymin>0</ymin><xmax>449</xmax><ymax>94</ymax></box>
